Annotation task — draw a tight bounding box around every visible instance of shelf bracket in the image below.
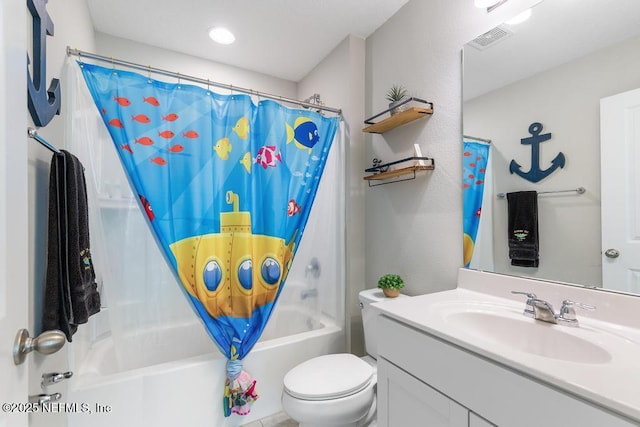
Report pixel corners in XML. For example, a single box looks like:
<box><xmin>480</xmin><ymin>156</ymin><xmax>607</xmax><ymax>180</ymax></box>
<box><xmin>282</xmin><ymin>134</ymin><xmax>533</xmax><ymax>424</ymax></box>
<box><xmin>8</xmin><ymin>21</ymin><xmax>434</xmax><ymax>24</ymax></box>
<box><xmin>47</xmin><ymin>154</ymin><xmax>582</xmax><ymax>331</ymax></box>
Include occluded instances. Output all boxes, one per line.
<box><xmin>366</xmin><ymin>170</ymin><xmax>421</xmax><ymax>187</ymax></box>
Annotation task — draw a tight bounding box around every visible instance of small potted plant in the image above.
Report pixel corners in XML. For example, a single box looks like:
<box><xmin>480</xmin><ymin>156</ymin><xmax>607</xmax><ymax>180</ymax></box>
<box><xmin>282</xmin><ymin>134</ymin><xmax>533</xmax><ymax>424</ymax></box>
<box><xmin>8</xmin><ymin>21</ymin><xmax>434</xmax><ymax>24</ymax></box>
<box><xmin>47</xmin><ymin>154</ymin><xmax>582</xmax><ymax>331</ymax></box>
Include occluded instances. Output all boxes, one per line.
<box><xmin>377</xmin><ymin>273</ymin><xmax>405</xmax><ymax>298</ymax></box>
<box><xmin>386</xmin><ymin>84</ymin><xmax>409</xmax><ymax>115</ymax></box>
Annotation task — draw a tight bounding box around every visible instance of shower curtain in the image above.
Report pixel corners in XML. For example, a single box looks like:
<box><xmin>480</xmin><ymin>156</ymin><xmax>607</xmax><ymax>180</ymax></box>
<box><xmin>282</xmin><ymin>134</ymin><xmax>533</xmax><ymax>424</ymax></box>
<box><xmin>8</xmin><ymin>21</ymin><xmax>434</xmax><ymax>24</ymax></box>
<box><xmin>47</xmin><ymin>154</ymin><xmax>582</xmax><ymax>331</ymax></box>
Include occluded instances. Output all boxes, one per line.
<box><xmin>77</xmin><ymin>61</ymin><xmax>339</xmax><ymax>416</ymax></box>
<box><xmin>463</xmin><ymin>140</ymin><xmax>490</xmax><ymax>268</ymax></box>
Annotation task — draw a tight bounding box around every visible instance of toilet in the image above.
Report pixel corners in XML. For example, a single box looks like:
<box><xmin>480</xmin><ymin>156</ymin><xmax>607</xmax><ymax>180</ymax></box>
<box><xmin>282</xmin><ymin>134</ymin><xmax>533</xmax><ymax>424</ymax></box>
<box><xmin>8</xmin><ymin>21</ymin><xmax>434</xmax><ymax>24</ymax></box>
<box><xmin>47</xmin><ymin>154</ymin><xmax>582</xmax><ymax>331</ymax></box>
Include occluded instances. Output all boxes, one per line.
<box><xmin>282</xmin><ymin>288</ymin><xmax>406</xmax><ymax>427</ymax></box>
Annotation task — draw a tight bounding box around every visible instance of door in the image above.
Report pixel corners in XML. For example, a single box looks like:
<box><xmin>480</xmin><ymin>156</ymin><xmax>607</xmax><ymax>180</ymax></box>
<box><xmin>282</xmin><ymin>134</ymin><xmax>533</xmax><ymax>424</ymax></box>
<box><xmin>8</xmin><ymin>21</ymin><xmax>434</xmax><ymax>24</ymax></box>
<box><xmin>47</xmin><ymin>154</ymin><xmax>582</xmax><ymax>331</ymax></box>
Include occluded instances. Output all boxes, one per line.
<box><xmin>1</xmin><ymin>1</ymin><xmax>29</xmax><ymax>426</ymax></box>
<box><xmin>601</xmin><ymin>88</ymin><xmax>640</xmax><ymax>293</ymax></box>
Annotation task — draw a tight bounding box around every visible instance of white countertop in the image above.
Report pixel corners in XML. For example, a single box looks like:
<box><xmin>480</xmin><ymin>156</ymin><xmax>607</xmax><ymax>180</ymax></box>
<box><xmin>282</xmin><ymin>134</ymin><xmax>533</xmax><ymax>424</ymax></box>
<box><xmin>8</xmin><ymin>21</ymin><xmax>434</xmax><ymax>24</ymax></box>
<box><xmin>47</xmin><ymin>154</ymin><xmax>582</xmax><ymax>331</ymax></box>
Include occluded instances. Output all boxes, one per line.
<box><xmin>373</xmin><ymin>269</ymin><xmax>640</xmax><ymax>423</ymax></box>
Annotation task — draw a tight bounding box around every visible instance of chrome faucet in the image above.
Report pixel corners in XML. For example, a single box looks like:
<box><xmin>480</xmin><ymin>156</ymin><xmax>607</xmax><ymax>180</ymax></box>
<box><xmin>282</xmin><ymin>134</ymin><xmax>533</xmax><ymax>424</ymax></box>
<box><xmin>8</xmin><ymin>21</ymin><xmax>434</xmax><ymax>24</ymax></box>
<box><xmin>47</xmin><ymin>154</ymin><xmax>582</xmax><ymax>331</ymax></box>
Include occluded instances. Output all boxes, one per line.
<box><xmin>557</xmin><ymin>300</ymin><xmax>596</xmax><ymax>326</ymax></box>
<box><xmin>530</xmin><ymin>298</ymin><xmax>557</xmax><ymax>324</ymax></box>
<box><xmin>511</xmin><ymin>291</ymin><xmax>595</xmax><ymax>327</ymax></box>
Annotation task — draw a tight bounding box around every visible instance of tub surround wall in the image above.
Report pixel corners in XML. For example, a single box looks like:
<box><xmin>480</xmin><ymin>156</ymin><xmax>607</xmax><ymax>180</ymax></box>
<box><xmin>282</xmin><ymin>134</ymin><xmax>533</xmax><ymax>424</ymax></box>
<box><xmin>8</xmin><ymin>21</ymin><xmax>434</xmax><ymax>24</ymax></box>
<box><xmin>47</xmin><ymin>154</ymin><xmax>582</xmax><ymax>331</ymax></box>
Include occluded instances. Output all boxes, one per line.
<box><xmin>364</xmin><ymin>0</ymin><xmax>540</xmax><ymax>295</ymax></box>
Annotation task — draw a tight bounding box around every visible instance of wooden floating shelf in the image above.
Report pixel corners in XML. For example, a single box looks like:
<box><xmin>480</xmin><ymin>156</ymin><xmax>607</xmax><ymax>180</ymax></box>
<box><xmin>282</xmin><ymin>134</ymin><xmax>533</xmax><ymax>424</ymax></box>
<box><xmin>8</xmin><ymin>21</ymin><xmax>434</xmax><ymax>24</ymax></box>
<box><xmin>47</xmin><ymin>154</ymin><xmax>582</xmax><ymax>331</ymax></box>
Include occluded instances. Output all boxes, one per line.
<box><xmin>363</xmin><ymin>164</ymin><xmax>434</xmax><ymax>181</ymax></box>
<box><xmin>362</xmin><ymin>98</ymin><xmax>434</xmax><ymax>134</ymax></box>
<box><xmin>363</xmin><ymin>156</ymin><xmax>435</xmax><ymax>186</ymax></box>
<box><xmin>363</xmin><ymin>107</ymin><xmax>434</xmax><ymax>134</ymax></box>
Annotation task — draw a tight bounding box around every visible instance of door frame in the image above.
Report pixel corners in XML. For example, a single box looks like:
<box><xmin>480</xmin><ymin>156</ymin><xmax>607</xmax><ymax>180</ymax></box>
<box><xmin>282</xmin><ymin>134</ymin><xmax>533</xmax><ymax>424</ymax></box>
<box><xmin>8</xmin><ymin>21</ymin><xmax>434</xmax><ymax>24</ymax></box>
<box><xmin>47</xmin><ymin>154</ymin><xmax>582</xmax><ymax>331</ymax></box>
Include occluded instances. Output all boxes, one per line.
<box><xmin>1</xmin><ymin>1</ymin><xmax>29</xmax><ymax>426</ymax></box>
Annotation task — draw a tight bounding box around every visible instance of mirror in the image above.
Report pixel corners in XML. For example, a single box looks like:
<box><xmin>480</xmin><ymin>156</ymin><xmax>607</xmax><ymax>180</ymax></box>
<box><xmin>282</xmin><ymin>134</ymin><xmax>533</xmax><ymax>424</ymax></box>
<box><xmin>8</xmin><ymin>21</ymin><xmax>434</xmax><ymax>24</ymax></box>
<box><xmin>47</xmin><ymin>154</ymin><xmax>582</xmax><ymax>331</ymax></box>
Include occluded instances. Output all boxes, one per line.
<box><xmin>463</xmin><ymin>0</ymin><xmax>640</xmax><ymax>294</ymax></box>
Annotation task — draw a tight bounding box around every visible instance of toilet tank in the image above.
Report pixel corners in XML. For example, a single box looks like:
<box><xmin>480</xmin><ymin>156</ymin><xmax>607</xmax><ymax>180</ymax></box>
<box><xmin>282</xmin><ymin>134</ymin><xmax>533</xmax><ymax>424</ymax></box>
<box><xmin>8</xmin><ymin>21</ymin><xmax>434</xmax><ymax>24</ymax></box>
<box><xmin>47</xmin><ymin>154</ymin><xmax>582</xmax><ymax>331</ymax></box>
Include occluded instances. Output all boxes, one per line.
<box><xmin>359</xmin><ymin>288</ymin><xmax>407</xmax><ymax>359</ymax></box>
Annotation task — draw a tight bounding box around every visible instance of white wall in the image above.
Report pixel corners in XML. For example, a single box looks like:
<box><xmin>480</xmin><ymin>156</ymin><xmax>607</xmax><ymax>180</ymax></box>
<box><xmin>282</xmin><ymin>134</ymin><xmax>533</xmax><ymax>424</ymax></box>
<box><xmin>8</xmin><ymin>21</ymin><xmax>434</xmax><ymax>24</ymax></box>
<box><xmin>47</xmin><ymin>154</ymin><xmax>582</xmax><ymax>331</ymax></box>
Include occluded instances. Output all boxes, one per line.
<box><xmin>364</xmin><ymin>0</ymin><xmax>540</xmax><ymax>296</ymax></box>
<box><xmin>465</xmin><ymin>35</ymin><xmax>640</xmax><ymax>287</ymax></box>
<box><xmin>297</xmin><ymin>35</ymin><xmax>366</xmax><ymax>354</ymax></box>
<box><xmin>95</xmin><ymin>33</ymin><xmax>297</xmax><ymax>100</ymax></box>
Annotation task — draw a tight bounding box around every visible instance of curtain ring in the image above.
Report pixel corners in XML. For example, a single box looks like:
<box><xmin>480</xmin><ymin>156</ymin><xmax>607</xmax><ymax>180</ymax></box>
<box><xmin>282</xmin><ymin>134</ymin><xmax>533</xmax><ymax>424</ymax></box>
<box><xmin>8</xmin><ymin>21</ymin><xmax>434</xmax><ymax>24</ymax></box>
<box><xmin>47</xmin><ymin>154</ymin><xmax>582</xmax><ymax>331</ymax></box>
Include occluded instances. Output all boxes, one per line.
<box><xmin>111</xmin><ymin>56</ymin><xmax>116</xmax><ymax>75</ymax></box>
<box><xmin>177</xmin><ymin>72</ymin><xmax>181</xmax><ymax>89</ymax></box>
<box><xmin>206</xmin><ymin>79</ymin><xmax>211</xmax><ymax>95</ymax></box>
<box><xmin>147</xmin><ymin>65</ymin><xmax>152</xmax><ymax>83</ymax></box>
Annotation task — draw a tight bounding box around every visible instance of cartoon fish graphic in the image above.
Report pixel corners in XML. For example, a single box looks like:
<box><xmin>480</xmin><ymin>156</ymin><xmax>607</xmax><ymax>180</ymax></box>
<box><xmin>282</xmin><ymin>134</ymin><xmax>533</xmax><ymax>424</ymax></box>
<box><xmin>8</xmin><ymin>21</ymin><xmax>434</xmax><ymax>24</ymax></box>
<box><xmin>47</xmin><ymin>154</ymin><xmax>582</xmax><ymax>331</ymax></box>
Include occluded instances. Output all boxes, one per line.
<box><xmin>475</xmin><ymin>207</ymin><xmax>482</xmax><ymax>218</ymax></box>
<box><xmin>135</xmin><ymin>136</ymin><xmax>154</xmax><ymax>146</ymax></box>
<box><xmin>214</xmin><ymin>137</ymin><xmax>232</xmax><ymax>160</ymax></box>
<box><xmin>158</xmin><ymin>130</ymin><xmax>175</xmax><ymax>139</ymax></box>
<box><xmin>167</xmin><ymin>144</ymin><xmax>184</xmax><ymax>153</ymax></box>
<box><xmin>150</xmin><ymin>157</ymin><xmax>167</xmax><ymax>166</ymax></box>
<box><xmin>183</xmin><ymin>130</ymin><xmax>199</xmax><ymax>139</ymax></box>
<box><xmin>132</xmin><ymin>114</ymin><xmax>151</xmax><ymax>124</ymax></box>
<box><xmin>240</xmin><ymin>151</ymin><xmax>252</xmax><ymax>174</ymax></box>
<box><xmin>255</xmin><ymin>145</ymin><xmax>282</xmax><ymax>169</ymax></box>
<box><xmin>143</xmin><ymin>96</ymin><xmax>160</xmax><ymax>107</ymax></box>
<box><xmin>101</xmin><ymin>108</ymin><xmax>107</xmax><ymax>115</ymax></box>
<box><xmin>233</xmin><ymin>117</ymin><xmax>250</xmax><ymax>139</ymax></box>
<box><xmin>287</xmin><ymin>199</ymin><xmax>302</xmax><ymax>216</ymax></box>
<box><xmin>114</xmin><ymin>96</ymin><xmax>131</xmax><ymax>107</ymax></box>
<box><xmin>139</xmin><ymin>195</ymin><xmax>155</xmax><ymax>221</ymax></box>
<box><xmin>162</xmin><ymin>113</ymin><xmax>179</xmax><ymax>122</ymax></box>
<box><xmin>108</xmin><ymin>118</ymin><xmax>124</xmax><ymax>128</ymax></box>
<box><xmin>121</xmin><ymin>144</ymin><xmax>134</xmax><ymax>154</ymax></box>
<box><xmin>286</xmin><ymin>117</ymin><xmax>319</xmax><ymax>153</ymax></box>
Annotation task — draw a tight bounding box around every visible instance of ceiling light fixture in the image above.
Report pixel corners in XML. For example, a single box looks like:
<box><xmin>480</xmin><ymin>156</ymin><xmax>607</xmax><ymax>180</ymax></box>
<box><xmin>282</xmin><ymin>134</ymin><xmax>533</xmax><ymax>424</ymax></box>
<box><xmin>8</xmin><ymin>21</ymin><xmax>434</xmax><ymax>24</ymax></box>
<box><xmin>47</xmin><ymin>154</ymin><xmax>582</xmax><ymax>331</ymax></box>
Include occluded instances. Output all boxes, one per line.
<box><xmin>209</xmin><ymin>27</ymin><xmax>235</xmax><ymax>45</ymax></box>
<box><xmin>505</xmin><ymin>8</ymin><xmax>532</xmax><ymax>25</ymax></box>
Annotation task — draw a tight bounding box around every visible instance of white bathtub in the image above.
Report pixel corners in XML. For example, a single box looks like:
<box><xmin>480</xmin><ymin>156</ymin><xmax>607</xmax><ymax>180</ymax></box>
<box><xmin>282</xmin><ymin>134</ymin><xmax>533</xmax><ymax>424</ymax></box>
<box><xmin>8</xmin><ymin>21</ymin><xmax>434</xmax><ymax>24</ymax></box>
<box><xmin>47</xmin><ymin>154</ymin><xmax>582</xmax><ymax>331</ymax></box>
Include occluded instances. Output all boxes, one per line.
<box><xmin>68</xmin><ymin>311</ymin><xmax>343</xmax><ymax>427</ymax></box>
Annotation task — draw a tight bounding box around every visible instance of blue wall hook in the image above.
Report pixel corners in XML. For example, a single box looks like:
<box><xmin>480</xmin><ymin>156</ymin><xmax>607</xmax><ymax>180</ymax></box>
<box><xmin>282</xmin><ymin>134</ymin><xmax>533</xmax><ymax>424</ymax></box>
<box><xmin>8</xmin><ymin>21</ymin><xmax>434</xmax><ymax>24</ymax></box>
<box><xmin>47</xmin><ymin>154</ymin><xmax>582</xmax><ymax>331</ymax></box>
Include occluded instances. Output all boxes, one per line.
<box><xmin>509</xmin><ymin>122</ymin><xmax>565</xmax><ymax>183</ymax></box>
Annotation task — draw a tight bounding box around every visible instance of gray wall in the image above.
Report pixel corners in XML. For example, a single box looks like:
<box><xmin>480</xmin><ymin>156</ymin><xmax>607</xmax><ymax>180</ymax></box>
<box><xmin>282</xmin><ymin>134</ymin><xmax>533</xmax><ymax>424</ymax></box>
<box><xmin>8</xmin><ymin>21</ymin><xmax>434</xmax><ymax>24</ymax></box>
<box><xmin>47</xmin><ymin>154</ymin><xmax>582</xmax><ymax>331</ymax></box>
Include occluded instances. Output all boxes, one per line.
<box><xmin>364</xmin><ymin>0</ymin><xmax>540</xmax><ymax>295</ymax></box>
<box><xmin>298</xmin><ymin>35</ymin><xmax>367</xmax><ymax>354</ymax></box>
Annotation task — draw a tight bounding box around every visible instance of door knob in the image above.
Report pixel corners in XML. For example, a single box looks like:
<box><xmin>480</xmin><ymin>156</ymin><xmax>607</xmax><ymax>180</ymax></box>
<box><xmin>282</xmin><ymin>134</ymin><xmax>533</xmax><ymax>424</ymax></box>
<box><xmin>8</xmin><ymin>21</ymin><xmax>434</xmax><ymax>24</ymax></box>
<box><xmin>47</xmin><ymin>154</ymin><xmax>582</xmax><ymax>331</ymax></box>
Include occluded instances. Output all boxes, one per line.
<box><xmin>13</xmin><ymin>329</ymin><xmax>66</xmax><ymax>365</ymax></box>
<box><xmin>604</xmin><ymin>248</ymin><xmax>620</xmax><ymax>259</ymax></box>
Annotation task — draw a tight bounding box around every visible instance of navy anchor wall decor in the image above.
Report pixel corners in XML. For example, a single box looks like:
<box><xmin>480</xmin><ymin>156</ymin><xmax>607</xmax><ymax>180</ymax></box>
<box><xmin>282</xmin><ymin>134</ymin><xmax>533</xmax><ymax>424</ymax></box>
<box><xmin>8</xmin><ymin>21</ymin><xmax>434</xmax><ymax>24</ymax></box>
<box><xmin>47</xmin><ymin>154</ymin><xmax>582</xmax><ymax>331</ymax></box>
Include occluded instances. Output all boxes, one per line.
<box><xmin>27</xmin><ymin>0</ymin><xmax>61</xmax><ymax>127</ymax></box>
<box><xmin>510</xmin><ymin>122</ymin><xmax>565</xmax><ymax>183</ymax></box>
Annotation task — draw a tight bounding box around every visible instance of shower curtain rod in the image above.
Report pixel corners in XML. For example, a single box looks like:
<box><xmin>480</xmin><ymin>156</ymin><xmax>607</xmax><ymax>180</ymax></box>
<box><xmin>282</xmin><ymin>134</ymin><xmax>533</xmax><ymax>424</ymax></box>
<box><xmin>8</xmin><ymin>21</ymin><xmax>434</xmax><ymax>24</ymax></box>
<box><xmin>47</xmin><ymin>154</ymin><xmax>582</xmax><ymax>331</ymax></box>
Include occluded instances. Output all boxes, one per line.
<box><xmin>66</xmin><ymin>47</ymin><xmax>342</xmax><ymax>116</ymax></box>
<box><xmin>463</xmin><ymin>135</ymin><xmax>492</xmax><ymax>144</ymax></box>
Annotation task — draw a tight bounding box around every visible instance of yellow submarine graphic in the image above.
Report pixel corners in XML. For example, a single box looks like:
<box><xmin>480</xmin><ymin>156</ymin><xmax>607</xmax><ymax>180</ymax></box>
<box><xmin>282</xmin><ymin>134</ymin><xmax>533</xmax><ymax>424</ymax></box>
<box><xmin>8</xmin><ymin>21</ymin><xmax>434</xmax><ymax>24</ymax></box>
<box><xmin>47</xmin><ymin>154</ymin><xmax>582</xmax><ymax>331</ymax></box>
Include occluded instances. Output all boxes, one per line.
<box><xmin>170</xmin><ymin>191</ymin><xmax>295</xmax><ymax>319</ymax></box>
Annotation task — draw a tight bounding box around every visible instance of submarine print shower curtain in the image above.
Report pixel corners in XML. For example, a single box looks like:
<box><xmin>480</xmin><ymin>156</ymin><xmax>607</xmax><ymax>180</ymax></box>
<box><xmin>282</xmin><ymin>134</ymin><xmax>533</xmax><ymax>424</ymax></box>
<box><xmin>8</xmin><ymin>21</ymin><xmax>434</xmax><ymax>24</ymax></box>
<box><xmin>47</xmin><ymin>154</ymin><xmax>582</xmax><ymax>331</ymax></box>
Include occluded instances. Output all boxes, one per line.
<box><xmin>79</xmin><ymin>62</ymin><xmax>339</xmax><ymax>416</ymax></box>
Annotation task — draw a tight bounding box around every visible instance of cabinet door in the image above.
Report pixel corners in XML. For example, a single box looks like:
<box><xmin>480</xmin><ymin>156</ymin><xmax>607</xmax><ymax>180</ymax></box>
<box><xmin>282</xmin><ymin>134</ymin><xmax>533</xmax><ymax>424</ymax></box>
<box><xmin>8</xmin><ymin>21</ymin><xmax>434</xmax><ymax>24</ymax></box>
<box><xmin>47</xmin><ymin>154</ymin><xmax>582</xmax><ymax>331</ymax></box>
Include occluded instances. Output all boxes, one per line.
<box><xmin>470</xmin><ymin>413</ymin><xmax>496</xmax><ymax>427</ymax></box>
<box><xmin>377</xmin><ymin>358</ymin><xmax>468</xmax><ymax>427</ymax></box>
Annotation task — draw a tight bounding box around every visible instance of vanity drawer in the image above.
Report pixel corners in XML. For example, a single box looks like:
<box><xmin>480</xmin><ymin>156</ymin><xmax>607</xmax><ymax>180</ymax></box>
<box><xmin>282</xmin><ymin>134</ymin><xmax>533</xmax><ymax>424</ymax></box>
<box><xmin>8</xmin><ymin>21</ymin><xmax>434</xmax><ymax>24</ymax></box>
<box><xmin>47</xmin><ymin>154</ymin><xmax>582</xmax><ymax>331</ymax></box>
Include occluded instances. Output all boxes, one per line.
<box><xmin>378</xmin><ymin>315</ymin><xmax>637</xmax><ymax>427</ymax></box>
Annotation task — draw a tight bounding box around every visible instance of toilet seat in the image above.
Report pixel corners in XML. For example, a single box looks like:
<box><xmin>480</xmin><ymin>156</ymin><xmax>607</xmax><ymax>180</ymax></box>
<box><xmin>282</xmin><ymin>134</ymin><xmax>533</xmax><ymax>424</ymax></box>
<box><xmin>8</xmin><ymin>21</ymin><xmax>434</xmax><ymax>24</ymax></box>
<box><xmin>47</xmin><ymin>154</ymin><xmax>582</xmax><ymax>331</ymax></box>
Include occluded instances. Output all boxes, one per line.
<box><xmin>283</xmin><ymin>354</ymin><xmax>374</xmax><ymax>401</ymax></box>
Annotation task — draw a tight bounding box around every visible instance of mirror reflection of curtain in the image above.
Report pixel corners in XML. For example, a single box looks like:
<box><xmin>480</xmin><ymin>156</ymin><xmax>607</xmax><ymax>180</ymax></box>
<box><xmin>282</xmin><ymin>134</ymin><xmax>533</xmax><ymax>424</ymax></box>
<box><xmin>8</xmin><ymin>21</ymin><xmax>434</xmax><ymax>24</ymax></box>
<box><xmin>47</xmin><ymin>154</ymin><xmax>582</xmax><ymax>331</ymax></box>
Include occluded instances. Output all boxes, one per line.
<box><xmin>463</xmin><ymin>139</ymin><xmax>494</xmax><ymax>270</ymax></box>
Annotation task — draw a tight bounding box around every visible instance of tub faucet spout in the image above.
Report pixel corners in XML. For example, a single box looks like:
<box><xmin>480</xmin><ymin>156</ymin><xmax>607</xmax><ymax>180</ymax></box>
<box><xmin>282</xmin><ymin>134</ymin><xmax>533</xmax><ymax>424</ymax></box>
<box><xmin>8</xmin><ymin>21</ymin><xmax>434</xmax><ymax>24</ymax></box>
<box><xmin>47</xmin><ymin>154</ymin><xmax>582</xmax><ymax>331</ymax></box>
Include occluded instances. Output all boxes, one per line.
<box><xmin>301</xmin><ymin>289</ymin><xmax>318</xmax><ymax>300</ymax></box>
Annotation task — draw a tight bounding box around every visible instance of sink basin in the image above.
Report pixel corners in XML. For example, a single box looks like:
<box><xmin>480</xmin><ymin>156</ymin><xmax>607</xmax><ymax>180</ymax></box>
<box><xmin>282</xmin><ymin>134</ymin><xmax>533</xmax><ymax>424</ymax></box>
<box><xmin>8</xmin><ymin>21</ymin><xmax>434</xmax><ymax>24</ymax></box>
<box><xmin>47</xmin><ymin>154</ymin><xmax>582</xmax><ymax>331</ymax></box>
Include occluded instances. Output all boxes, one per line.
<box><xmin>443</xmin><ymin>309</ymin><xmax>612</xmax><ymax>364</ymax></box>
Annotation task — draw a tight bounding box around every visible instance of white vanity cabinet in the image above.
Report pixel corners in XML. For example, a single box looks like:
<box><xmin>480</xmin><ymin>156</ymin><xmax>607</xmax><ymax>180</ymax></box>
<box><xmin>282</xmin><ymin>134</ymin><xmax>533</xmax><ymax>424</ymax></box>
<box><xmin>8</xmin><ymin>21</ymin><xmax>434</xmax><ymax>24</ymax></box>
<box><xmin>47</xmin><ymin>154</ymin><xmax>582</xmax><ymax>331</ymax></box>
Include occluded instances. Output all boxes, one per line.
<box><xmin>377</xmin><ymin>357</ymin><xmax>493</xmax><ymax>426</ymax></box>
<box><xmin>377</xmin><ymin>315</ymin><xmax>637</xmax><ymax>427</ymax></box>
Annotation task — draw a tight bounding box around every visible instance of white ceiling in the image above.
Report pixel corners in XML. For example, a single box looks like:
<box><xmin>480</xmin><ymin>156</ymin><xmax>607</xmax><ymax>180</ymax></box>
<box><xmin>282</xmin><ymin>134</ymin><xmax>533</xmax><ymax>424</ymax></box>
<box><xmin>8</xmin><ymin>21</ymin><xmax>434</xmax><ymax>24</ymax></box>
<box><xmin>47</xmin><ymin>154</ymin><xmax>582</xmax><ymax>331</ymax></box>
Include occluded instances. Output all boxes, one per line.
<box><xmin>85</xmin><ymin>0</ymin><xmax>410</xmax><ymax>82</ymax></box>
<box><xmin>464</xmin><ymin>0</ymin><xmax>640</xmax><ymax>100</ymax></box>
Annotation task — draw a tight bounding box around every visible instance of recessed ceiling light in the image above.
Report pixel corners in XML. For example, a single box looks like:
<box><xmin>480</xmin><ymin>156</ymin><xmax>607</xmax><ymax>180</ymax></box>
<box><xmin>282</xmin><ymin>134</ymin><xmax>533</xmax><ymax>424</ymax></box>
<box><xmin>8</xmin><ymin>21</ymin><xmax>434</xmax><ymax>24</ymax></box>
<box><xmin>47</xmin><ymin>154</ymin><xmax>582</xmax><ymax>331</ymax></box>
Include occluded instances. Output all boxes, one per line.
<box><xmin>209</xmin><ymin>27</ymin><xmax>235</xmax><ymax>45</ymax></box>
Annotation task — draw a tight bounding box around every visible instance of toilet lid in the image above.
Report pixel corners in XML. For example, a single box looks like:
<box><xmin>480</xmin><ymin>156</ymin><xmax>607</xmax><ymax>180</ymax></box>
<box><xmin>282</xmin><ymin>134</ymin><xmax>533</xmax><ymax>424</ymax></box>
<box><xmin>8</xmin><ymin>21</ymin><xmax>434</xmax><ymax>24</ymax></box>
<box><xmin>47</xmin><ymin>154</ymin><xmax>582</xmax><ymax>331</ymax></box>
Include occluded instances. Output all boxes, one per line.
<box><xmin>283</xmin><ymin>354</ymin><xmax>374</xmax><ymax>401</ymax></box>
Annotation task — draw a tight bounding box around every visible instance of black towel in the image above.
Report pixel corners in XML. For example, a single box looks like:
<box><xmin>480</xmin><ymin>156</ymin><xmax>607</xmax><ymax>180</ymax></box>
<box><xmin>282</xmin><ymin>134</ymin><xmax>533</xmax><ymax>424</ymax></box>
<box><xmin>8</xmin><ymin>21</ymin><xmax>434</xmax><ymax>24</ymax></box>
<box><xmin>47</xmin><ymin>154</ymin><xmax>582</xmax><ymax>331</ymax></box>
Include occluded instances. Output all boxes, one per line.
<box><xmin>43</xmin><ymin>150</ymin><xmax>100</xmax><ymax>341</ymax></box>
<box><xmin>506</xmin><ymin>191</ymin><xmax>539</xmax><ymax>268</ymax></box>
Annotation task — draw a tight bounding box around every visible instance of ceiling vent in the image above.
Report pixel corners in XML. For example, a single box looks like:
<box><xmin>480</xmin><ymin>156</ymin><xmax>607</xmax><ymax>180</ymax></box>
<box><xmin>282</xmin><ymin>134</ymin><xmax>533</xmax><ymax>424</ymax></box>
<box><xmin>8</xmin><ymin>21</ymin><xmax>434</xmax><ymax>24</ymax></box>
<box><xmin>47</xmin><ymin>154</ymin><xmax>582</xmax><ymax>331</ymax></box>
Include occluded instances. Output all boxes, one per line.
<box><xmin>468</xmin><ymin>25</ymin><xmax>514</xmax><ymax>50</ymax></box>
